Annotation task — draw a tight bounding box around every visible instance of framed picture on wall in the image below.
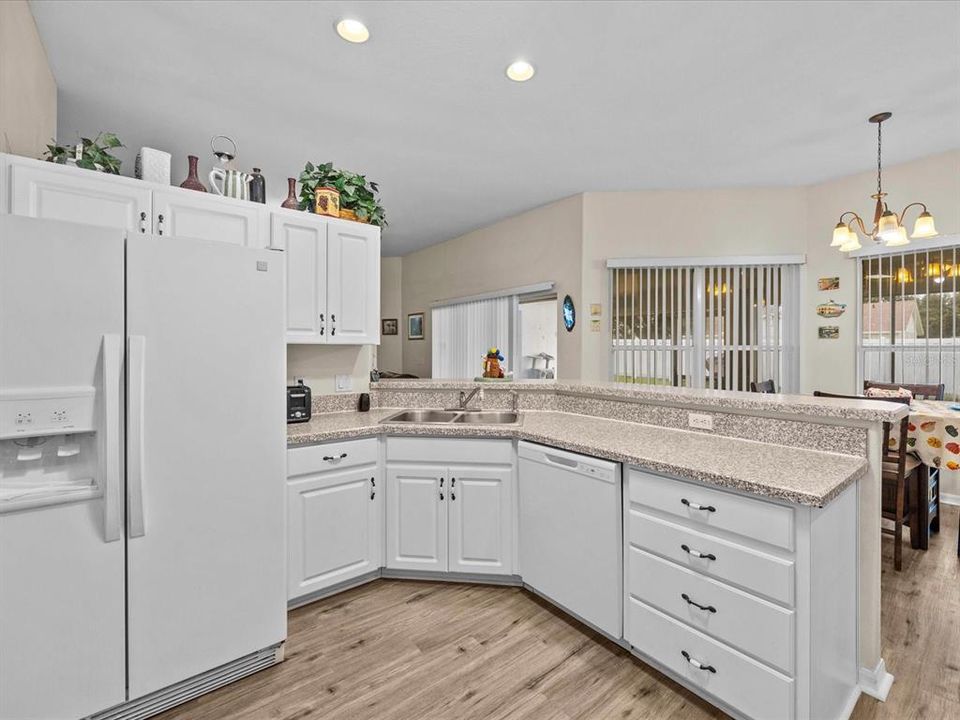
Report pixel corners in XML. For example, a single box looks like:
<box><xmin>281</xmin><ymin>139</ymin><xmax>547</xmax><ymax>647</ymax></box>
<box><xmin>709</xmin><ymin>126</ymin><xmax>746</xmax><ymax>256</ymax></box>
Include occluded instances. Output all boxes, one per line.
<box><xmin>382</xmin><ymin>318</ymin><xmax>398</xmax><ymax>336</ymax></box>
<box><xmin>407</xmin><ymin>312</ymin><xmax>424</xmax><ymax>340</ymax></box>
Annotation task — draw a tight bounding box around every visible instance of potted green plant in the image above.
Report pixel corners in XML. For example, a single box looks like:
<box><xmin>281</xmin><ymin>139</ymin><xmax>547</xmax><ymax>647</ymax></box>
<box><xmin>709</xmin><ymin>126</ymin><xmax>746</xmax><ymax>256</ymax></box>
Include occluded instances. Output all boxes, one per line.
<box><xmin>43</xmin><ymin>132</ymin><xmax>124</xmax><ymax>174</ymax></box>
<box><xmin>298</xmin><ymin>161</ymin><xmax>386</xmax><ymax>226</ymax></box>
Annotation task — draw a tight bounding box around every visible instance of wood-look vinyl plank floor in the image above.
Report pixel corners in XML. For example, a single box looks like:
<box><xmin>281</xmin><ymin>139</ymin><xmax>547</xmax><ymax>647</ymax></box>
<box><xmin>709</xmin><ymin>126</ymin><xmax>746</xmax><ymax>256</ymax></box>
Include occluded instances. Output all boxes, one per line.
<box><xmin>157</xmin><ymin>507</ymin><xmax>960</xmax><ymax>720</ymax></box>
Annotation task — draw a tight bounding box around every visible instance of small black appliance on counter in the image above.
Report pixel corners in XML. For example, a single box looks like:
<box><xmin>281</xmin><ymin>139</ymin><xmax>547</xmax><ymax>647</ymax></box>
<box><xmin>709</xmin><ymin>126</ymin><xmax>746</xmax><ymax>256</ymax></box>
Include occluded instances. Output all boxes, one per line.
<box><xmin>287</xmin><ymin>380</ymin><xmax>311</xmax><ymax>423</ymax></box>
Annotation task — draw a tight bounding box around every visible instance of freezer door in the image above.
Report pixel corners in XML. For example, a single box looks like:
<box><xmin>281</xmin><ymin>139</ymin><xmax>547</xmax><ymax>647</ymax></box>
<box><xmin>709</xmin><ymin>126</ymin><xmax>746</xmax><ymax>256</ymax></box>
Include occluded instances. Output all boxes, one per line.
<box><xmin>0</xmin><ymin>215</ymin><xmax>126</xmax><ymax>719</ymax></box>
<box><xmin>125</xmin><ymin>234</ymin><xmax>286</xmax><ymax>699</ymax></box>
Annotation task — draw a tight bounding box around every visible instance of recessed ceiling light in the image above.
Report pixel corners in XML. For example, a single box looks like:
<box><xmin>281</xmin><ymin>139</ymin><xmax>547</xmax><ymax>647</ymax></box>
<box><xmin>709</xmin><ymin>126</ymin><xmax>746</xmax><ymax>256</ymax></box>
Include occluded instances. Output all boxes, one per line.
<box><xmin>506</xmin><ymin>60</ymin><xmax>535</xmax><ymax>82</ymax></box>
<box><xmin>336</xmin><ymin>18</ymin><xmax>369</xmax><ymax>43</ymax></box>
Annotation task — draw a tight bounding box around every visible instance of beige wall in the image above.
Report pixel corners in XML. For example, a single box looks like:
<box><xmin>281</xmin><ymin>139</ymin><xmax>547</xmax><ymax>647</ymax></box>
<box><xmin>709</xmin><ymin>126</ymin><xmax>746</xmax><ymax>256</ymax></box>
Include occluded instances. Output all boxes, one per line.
<box><xmin>581</xmin><ymin>188</ymin><xmax>810</xmax><ymax>381</ymax></box>
<box><xmin>378</xmin><ymin>256</ymin><xmax>403</xmax><ymax>372</ymax></box>
<box><xmin>287</xmin><ymin>345</ymin><xmax>372</xmax><ymax>395</ymax></box>
<box><xmin>400</xmin><ymin>195</ymin><xmax>584</xmax><ymax>379</ymax></box>
<box><xmin>0</xmin><ymin>0</ymin><xmax>56</xmax><ymax>157</ymax></box>
<box><xmin>802</xmin><ymin>149</ymin><xmax>960</xmax><ymax>394</ymax></box>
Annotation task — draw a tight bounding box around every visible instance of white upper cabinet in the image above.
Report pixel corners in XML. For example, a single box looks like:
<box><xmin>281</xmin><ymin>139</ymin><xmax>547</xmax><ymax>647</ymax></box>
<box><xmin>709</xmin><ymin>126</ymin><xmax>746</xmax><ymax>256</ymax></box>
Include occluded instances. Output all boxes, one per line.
<box><xmin>327</xmin><ymin>221</ymin><xmax>380</xmax><ymax>344</ymax></box>
<box><xmin>272</xmin><ymin>213</ymin><xmax>327</xmax><ymax>343</ymax></box>
<box><xmin>151</xmin><ymin>188</ymin><xmax>267</xmax><ymax>247</ymax></box>
<box><xmin>272</xmin><ymin>210</ymin><xmax>380</xmax><ymax>345</ymax></box>
<box><xmin>9</xmin><ymin>157</ymin><xmax>151</xmax><ymax>233</ymax></box>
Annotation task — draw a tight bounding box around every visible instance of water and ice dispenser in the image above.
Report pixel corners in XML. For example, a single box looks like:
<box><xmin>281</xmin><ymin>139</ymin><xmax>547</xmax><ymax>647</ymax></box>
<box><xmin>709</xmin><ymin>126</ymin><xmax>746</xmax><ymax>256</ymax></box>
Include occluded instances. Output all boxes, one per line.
<box><xmin>0</xmin><ymin>387</ymin><xmax>100</xmax><ymax>512</ymax></box>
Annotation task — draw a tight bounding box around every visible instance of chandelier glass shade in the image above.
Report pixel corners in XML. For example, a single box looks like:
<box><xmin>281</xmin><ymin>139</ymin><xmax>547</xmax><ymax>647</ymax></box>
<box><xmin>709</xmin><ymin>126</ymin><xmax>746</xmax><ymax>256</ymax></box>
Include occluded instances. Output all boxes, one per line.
<box><xmin>833</xmin><ymin>112</ymin><xmax>938</xmax><ymax>253</ymax></box>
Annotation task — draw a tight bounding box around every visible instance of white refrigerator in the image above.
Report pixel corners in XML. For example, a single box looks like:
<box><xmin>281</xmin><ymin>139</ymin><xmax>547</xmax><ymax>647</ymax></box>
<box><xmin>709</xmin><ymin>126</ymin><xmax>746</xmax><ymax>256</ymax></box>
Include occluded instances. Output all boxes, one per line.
<box><xmin>0</xmin><ymin>215</ymin><xmax>286</xmax><ymax>720</ymax></box>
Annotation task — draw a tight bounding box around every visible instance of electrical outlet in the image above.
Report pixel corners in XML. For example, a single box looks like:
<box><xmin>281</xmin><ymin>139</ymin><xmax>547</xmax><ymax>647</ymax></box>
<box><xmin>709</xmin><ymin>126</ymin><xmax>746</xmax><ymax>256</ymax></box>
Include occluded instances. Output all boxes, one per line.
<box><xmin>688</xmin><ymin>413</ymin><xmax>714</xmax><ymax>431</ymax></box>
<box><xmin>335</xmin><ymin>374</ymin><xmax>353</xmax><ymax>393</ymax></box>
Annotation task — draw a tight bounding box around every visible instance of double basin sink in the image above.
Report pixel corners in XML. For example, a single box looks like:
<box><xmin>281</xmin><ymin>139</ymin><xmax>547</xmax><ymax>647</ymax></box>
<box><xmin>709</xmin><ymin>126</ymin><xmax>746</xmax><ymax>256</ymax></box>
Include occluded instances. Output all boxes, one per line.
<box><xmin>381</xmin><ymin>409</ymin><xmax>520</xmax><ymax>425</ymax></box>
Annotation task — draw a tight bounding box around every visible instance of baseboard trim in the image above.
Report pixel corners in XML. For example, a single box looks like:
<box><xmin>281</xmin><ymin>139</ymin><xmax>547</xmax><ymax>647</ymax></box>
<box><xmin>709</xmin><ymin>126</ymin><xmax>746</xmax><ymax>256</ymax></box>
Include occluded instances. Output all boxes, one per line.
<box><xmin>940</xmin><ymin>492</ymin><xmax>960</xmax><ymax>506</ymax></box>
<box><xmin>381</xmin><ymin>568</ymin><xmax>523</xmax><ymax>586</ymax></box>
<box><xmin>287</xmin><ymin>570</ymin><xmax>382</xmax><ymax>609</ymax></box>
<box><xmin>859</xmin><ymin>657</ymin><xmax>894</xmax><ymax>701</ymax></box>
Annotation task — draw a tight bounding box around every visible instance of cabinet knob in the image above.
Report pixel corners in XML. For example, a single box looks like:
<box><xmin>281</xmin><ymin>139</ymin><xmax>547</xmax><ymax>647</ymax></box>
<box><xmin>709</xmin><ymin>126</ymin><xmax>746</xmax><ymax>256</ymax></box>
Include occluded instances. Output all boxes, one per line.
<box><xmin>157</xmin><ymin>213</ymin><xmax>165</xmax><ymax>235</ymax></box>
<box><xmin>451</xmin><ymin>492</ymin><xmax>456</xmax><ymax>501</ymax></box>
<box><xmin>439</xmin><ymin>491</ymin><xmax>444</xmax><ymax>501</ymax></box>
<box><xmin>139</xmin><ymin>211</ymin><xmax>147</xmax><ymax>233</ymax></box>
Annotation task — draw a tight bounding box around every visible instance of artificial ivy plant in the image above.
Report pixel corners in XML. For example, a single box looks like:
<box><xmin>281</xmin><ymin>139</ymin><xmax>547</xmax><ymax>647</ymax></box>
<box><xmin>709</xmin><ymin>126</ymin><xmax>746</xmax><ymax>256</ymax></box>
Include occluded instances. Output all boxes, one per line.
<box><xmin>43</xmin><ymin>132</ymin><xmax>124</xmax><ymax>174</ymax></box>
<box><xmin>298</xmin><ymin>161</ymin><xmax>387</xmax><ymax>226</ymax></box>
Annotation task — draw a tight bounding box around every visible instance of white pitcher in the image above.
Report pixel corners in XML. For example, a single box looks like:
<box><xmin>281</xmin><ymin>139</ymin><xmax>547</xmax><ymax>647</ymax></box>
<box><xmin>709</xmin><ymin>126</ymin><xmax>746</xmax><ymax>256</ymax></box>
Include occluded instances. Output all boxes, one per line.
<box><xmin>209</xmin><ymin>167</ymin><xmax>252</xmax><ymax>200</ymax></box>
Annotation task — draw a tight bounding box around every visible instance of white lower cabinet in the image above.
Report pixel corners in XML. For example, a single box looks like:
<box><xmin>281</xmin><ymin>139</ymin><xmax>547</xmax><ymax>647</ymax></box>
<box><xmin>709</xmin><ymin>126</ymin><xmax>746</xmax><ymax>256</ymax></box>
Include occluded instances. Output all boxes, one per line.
<box><xmin>625</xmin><ymin>468</ymin><xmax>859</xmax><ymax>720</ymax></box>
<box><xmin>386</xmin><ymin>438</ymin><xmax>514</xmax><ymax>576</ymax></box>
<box><xmin>287</xmin><ymin>439</ymin><xmax>381</xmax><ymax>602</ymax></box>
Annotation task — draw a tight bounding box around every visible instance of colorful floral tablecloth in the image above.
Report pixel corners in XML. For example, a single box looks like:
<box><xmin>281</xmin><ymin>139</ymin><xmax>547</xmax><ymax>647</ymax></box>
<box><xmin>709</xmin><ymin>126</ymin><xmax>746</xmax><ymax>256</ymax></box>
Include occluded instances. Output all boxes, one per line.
<box><xmin>890</xmin><ymin>400</ymin><xmax>960</xmax><ymax>482</ymax></box>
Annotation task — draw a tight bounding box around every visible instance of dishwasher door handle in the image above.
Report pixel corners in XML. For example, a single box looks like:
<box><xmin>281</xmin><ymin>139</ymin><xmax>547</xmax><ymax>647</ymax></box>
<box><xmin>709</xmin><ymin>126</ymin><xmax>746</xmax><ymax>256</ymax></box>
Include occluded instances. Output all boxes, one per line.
<box><xmin>542</xmin><ymin>453</ymin><xmax>579</xmax><ymax>469</ymax></box>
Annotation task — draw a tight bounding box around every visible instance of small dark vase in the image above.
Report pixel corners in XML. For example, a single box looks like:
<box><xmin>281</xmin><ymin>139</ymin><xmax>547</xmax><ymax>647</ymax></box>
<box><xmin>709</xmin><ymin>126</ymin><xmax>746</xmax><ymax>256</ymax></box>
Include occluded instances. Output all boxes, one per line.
<box><xmin>281</xmin><ymin>177</ymin><xmax>299</xmax><ymax>209</ymax></box>
<box><xmin>250</xmin><ymin>167</ymin><xmax>266</xmax><ymax>204</ymax></box>
<box><xmin>179</xmin><ymin>155</ymin><xmax>206</xmax><ymax>192</ymax></box>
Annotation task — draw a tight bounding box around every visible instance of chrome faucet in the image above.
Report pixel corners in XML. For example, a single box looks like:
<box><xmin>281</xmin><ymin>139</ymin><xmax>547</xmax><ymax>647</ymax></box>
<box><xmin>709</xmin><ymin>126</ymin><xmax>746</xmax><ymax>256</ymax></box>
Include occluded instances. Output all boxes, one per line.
<box><xmin>458</xmin><ymin>387</ymin><xmax>483</xmax><ymax>410</ymax></box>
<box><xmin>510</xmin><ymin>390</ymin><xmax>519</xmax><ymax>412</ymax></box>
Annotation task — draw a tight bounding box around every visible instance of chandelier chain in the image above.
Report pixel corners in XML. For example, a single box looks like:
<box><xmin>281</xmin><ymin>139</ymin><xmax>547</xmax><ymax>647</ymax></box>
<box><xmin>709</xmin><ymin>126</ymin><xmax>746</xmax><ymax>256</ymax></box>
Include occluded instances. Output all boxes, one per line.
<box><xmin>877</xmin><ymin>120</ymin><xmax>882</xmax><ymax>196</ymax></box>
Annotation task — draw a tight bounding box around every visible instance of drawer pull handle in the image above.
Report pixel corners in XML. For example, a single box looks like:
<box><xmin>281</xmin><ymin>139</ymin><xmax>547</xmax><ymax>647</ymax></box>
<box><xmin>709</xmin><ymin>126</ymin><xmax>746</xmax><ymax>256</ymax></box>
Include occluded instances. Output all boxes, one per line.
<box><xmin>681</xmin><ymin>593</ymin><xmax>717</xmax><ymax>613</ymax></box>
<box><xmin>681</xmin><ymin>498</ymin><xmax>716</xmax><ymax>512</ymax></box>
<box><xmin>681</xmin><ymin>544</ymin><xmax>716</xmax><ymax>561</ymax></box>
<box><xmin>681</xmin><ymin>650</ymin><xmax>717</xmax><ymax>673</ymax></box>
<box><xmin>322</xmin><ymin>453</ymin><xmax>348</xmax><ymax>461</ymax></box>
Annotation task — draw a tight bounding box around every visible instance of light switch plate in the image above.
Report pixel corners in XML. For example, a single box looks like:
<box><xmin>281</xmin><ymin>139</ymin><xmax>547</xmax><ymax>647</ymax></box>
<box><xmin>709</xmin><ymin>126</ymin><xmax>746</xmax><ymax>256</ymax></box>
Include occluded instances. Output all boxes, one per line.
<box><xmin>688</xmin><ymin>413</ymin><xmax>714</xmax><ymax>431</ymax></box>
<box><xmin>335</xmin><ymin>374</ymin><xmax>353</xmax><ymax>392</ymax></box>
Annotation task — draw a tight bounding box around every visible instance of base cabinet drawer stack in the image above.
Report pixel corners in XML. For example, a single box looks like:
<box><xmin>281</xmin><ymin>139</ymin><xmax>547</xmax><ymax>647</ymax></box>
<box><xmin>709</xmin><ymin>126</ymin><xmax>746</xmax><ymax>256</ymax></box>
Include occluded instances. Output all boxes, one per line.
<box><xmin>625</xmin><ymin>468</ymin><xmax>859</xmax><ymax>720</ymax></box>
<box><xmin>286</xmin><ymin>438</ymin><xmax>382</xmax><ymax>602</ymax></box>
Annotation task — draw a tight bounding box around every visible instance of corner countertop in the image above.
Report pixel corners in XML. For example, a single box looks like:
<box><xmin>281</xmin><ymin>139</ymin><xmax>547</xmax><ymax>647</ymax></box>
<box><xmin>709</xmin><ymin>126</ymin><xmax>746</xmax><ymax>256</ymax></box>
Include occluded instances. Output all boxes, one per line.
<box><xmin>372</xmin><ymin>379</ymin><xmax>909</xmax><ymax>424</ymax></box>
<box><xmin>287</xmin><ymin>409</ymin><xmax>868</xmax><ymax>508</ymax></box>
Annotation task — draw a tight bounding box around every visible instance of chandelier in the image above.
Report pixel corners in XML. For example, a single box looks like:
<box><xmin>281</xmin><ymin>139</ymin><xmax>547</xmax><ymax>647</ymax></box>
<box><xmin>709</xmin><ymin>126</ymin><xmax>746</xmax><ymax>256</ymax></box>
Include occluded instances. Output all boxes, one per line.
<box><xmin>832</xmin><ymin>112</ymin><xmax>938</xmax><ymax>253</ymax></box>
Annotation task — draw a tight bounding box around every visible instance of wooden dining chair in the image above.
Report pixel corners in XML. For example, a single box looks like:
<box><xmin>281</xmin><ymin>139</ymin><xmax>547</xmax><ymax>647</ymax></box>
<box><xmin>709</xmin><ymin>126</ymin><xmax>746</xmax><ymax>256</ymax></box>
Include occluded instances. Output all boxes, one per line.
<box><xmin>750</xmin><ymin>379</ymin><xmax>776</xmax><ymax>393</ymax></box>
<box><xmin>863</xmin><ymin>380</ymin><xmax>945</xmax><ymax>401</ymax></box>
<box><xmin>814</xmin><ymin>391</ymin><xmax>918</xmax><ymax>570</ymax></box>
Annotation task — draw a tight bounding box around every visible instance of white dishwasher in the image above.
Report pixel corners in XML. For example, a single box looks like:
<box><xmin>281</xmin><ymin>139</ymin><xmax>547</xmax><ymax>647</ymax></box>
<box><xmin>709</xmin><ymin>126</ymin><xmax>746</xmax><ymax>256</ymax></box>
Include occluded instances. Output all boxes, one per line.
<box><xmin>518</xmin><ymin>441</ymin><xmax>622</xmax><ymax>638</ymax></box>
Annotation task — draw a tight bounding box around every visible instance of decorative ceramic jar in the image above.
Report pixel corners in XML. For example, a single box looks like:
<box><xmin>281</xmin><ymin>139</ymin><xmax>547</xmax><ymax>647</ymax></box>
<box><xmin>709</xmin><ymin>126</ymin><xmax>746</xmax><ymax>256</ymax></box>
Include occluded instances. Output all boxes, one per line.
<box><xmin>314</xmin><ymin>187</ymin><xmax>340</xmax><ymax>217</ymax></box>
<box><xmin>249</xmin><ymin>168</ymin><xmax>266</xmax><ymax>204</ymax></box>
<box><xmin>281</xmin><ymin>178</ymin><xmax>299</xmax><ymax>209</ymax></box>
<box><xmin>179</xmin><ymin>155</ymin><xmax>207</xmax><ymax>192</ymax></box>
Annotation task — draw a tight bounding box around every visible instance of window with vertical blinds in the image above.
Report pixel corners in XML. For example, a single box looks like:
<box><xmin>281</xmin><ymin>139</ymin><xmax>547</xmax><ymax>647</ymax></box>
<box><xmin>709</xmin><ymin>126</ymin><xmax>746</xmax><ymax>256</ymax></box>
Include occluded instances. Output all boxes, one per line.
<box><xmin>431</xmin><ymin>296</ymin><xmax>514</xmax><ymax>379</ymax></box>
<box><xmin>608</xmin><ymin>259</ymin><xmax>801</xmax><ymax>392</ymax></box>
<box><xmin>858</xmin><ymin>244</ymin><xmax>960</xmax><ymax>400</ymax></box>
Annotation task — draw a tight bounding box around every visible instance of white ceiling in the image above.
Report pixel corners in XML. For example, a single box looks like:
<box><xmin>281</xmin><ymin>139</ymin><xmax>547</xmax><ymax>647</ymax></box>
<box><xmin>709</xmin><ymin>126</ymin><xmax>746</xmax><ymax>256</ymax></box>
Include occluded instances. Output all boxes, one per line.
<box><xmin>31</xmin><ymin>0</ymin><xmax>960</xmax><ymax>256</ymax></box>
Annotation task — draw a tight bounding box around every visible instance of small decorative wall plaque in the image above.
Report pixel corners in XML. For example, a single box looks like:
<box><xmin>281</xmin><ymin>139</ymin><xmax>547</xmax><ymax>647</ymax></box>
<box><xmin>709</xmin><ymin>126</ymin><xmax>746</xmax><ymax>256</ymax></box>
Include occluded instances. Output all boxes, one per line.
<box><xmin>816</xmin><ymin>299</ymin><xmax>846</xmax><ymax>318</ymax></box>
<box><xmin>818</xmin><ymin>326</ymin><xmax>840</xmax><ymax>339</ymax></box>
<box><xmin>381</xmin><ymin>318</ymin><xmax>398</xmax><ymax>336</ymax></box>
<box><xmin>818</xmin><ymin>277</ymin><xmax>840</xmax><ymax>291</ymax></box>
<box><xmin>562</xmin><ymin>295</ymin><xmax>576</xmax><ymax>331</ymax></box>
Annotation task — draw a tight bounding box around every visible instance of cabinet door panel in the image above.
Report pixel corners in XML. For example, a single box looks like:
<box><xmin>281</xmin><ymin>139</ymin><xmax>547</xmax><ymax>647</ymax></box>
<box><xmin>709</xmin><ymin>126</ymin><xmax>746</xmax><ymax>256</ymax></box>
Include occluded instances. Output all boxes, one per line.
<box><xmin>153</xmin><ymin>189</ymin><xmax>263</xmax><ymax>247</ymax></box>
<box><xmin>288</xmin><ymin>466</ymin><xmax>379</xmax><ymax>600</ymax></box>
<box><xmin>386</xmin><ymin>465</ymin><xmax>446</xmax><ymax>571</ymax></box>
<box><xmin>448</xmin><ymin>465</ymin><xmax>513</xmax><ymax>575</ymax></box>
<box><xmin>10</xmin><ymin>161</ymin><xmax>150</xmax><ymax>232</ymax></box>
<box><xmin>327</xmin><ymin>221</ymin><xmax>380</xmax><ymax>344</ymax></box>
<box><xmin>272</xmin><ymin>213</ymin><xmax>327</xmax><ymax>342</ymax></box>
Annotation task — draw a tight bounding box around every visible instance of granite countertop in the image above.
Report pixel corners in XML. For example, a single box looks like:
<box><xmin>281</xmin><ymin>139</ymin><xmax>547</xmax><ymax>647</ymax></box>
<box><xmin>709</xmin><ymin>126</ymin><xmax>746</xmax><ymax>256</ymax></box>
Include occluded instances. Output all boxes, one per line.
<box><xmin>373</xmin><ymin>379</ymin><xmax>909</xmax><ymax>423</ymax></box>
<box><xmin>287</xmin><ymin>409</ymin><xmax>868</xmax><ymax>507</ymax></box>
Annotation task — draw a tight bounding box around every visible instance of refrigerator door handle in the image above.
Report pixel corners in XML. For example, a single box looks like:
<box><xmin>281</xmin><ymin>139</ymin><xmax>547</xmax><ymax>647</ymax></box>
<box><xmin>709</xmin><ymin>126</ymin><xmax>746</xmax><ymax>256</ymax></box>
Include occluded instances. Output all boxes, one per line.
<box><xmin>101</xmin><ymin>334</ymin><xmax>123</xmax><ymax>542</ymax></box>
<box><xmin>128</xmin><ymin>335</ymin><xmax>147</xmax><ymax>538</ymax></box>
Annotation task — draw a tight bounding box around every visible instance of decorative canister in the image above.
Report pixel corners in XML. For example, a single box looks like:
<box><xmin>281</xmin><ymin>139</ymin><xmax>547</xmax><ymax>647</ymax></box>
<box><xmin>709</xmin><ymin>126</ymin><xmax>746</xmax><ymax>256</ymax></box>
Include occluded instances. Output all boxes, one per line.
<box><xmin>249</xmin><ymin>168</ymin><xmax>266</xmax><ymax>204</ymax></box>
<box><xmin>209</xmin><ymin>167</ymin><xmax>252</xmax><ymax>200</ymax></box>
<box><xmin>281</xmin><ymin>178</ymin><xmax>299</xmax><ymax>209</ymax></box>
<box><xmin>339</xmin><ymin>208</ymin><xmax>358</xmax><ymax>222</ymax></box>
<box><xmin>314</xmin><ymin>187</ymin><xmax>340</xmax><ymax>217</ymax></box>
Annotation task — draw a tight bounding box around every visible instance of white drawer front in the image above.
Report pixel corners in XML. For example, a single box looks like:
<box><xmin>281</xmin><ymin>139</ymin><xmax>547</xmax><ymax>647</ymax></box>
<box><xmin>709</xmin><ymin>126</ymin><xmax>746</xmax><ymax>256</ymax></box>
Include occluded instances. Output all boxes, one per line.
<box><xmin>627</xmin><ymin>598</ymin><xmax>794</xmax><ymax>720</ymax></box>
<box><xmin>386</xmin><ymin>436</ymin><xmax>512</xmax><ymax>465</ymax></box>
<box><xmin>629</xmin><ymin>510</ymin><xmax>794</xmax><ymax>606</ymax></box>
<box><xmin>288</xmin><ymin>437</ymin><xmax>378</xmax><ymax>477</ymax></box>
<box><xmin>629</xmin><ymin>469</ymin><xmax>794</xmax><ymax>551</ymax></box>
<box><xmin>628</xmin><ymin>547</ymin><xmax>795</xmax><ymax>675</ymax></box>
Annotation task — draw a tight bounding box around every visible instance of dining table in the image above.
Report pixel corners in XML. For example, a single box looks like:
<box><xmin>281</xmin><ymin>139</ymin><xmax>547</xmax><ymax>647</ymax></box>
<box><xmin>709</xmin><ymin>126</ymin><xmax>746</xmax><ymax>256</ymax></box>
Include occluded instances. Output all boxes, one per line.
<box><xmin>886</xmin><ymin>399</ymin><xmax>956</xmax><ymax>549</ymax></box>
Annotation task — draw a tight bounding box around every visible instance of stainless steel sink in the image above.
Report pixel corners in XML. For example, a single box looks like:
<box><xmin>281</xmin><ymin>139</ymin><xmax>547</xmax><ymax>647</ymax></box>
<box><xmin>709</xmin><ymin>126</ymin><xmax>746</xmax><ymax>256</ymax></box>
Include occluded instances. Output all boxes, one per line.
<box><xmin>381</xmin><ymin>409</ymin><xmax>461</xmax><ymax>424</ymax></box>
<box><xmin>453</xmin><ymin>411</ymin><xmax>520</xmax><ymax>424</ymax></box>
<box><xmin>380</xmin><ymin>409</ymin><xmax>520</xmax><ymax>425</ymax></box>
